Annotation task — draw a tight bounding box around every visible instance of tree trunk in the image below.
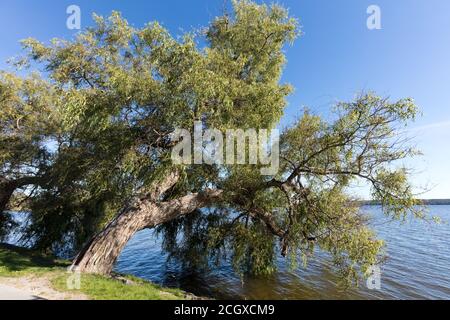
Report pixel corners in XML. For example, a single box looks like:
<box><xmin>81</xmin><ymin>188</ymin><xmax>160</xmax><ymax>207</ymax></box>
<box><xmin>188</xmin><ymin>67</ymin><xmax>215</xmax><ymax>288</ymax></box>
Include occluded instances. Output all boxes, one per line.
<box><xmin>0</xmin><ymin>179</ymin><xmax>17</xmax><ymax>214</ymax></box>
<box><xmin>0</xmin><ymin>175</ymin><xmax>44</xmax><ymax>214</ymax></box>
<box><xmin>72</xmin><ymin>189</ymin><xmax>223</xmax><ymax>275</ymax></box>
<box><xmin>71</xmin><ymin>199</ymin><xmax>158</xmax><ymax>274</ymax></box>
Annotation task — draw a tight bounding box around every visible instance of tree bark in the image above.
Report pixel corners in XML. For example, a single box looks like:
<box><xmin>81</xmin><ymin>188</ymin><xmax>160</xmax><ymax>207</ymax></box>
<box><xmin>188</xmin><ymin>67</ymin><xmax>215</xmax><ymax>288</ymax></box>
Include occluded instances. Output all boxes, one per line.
<box><xmin>0</xmin><ymin>175</ymin><xmax>45</xmax><ymax>214</ymax></box>
<box><xmin>0</xmin><ymin>179</ymin><xmax>17</xmax><ymax>214</ymax></box>
<box><xmin>71</xmin><ymin>189</ymin><xmax>223</xmax><ymax>275</ymax></box>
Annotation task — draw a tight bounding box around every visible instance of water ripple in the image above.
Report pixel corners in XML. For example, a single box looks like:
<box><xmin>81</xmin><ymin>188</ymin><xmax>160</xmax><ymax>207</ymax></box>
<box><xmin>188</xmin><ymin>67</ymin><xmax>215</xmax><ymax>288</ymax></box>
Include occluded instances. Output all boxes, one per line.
<box><xmin>115</xmin><ymin>205</ymin><xmax>450</xmax><ymax>299</ymax></box>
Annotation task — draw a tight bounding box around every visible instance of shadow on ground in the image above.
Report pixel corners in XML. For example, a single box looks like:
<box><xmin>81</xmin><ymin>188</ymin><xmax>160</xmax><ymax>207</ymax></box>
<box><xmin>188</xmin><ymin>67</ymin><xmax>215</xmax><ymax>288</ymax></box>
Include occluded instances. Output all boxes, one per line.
<box><xmin>0</xmin><ymin>243</ymin><xmax>68</xmax><ymax>273</ymax></box>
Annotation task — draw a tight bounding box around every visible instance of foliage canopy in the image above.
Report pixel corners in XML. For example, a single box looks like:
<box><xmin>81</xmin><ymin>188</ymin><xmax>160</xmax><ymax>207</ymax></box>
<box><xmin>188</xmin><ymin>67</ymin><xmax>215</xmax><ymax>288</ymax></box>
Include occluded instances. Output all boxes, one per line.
<box><xmin>0</xmin><ymin>0</ymin><xmax>424</xmax><ymax>284</ymax></box>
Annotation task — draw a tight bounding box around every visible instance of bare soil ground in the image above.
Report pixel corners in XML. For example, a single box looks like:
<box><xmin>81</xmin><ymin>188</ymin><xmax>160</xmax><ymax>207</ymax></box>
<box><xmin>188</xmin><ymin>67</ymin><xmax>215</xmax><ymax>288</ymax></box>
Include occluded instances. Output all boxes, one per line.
<box><xmin>0</xmin><ymin>275</ymin><xmax>88</xmax><ymax>300</ymax></box>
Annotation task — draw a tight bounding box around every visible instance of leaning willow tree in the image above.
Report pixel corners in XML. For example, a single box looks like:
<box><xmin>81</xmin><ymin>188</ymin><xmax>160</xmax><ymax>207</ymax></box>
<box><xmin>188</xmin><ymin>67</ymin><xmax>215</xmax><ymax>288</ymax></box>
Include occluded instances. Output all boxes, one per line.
<box><xmin>1</xmin><ymin>1</ymin><xmax>423</xmax><ymax>283</ymax></box>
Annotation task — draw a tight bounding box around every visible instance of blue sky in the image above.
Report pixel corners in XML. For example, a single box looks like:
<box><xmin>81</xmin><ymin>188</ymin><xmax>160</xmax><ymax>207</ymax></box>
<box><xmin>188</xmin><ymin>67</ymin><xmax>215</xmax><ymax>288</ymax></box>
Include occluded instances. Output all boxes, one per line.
<box><xmin>1</xmin><ymin>0</ymin><xmax>449</xmax><ymax>198</ymax></box>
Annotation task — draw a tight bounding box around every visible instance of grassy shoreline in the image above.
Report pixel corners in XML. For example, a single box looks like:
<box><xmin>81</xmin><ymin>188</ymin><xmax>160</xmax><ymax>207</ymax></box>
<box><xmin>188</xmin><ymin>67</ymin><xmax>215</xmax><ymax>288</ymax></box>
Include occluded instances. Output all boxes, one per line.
<box><xmin>0</xmin><ymin>243</ymin><xmax>194</xmax><ymax>300</ymax></box>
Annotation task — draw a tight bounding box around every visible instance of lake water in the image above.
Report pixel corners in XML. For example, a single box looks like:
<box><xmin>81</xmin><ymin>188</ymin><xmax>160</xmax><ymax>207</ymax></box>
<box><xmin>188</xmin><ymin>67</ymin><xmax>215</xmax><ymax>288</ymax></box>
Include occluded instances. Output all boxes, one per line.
<box><xmin>115</xmin><ymin>205</ymin><xmax>450</xmax><ymax>300</ymax></box>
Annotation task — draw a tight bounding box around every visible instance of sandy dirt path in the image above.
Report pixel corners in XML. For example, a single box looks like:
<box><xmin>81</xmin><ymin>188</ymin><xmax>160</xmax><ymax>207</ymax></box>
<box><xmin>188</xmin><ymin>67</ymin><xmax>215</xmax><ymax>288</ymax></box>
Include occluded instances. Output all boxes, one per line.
<box><xmin>0</xmin><ymin>276</ymin><xmax>88</xmax><ymax>300</ymax></box>
<box><xmin>0</xmin><ymin>284</ymin><xmax>43</xmax><ymax>300</ymax></box>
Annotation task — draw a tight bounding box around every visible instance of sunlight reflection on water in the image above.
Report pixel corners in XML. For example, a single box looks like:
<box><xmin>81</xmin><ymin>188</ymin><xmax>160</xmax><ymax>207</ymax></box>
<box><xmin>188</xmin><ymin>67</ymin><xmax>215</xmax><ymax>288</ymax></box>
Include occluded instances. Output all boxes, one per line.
<box><xmin>115</xmin><ymin>205</ymin><xmax>450</xmax><ymax>299</ymax></box>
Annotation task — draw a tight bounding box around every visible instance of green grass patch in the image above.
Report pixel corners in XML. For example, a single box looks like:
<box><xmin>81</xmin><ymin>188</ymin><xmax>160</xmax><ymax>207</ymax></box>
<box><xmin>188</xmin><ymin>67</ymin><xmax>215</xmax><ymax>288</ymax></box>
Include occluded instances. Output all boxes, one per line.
<box><xmin>0</xmin><ymin>243</ymin><xmax>68</xmax><ymax>277</ymax></box>
<box><xmin>52</xmin><ymin>273</ymin><xmax>185</xmax><ymax>300</ymax></box>
<box><xmin>0</xmin><ymin>243</ymin><xmax>188</xmax><ymax>300</ymax></box>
